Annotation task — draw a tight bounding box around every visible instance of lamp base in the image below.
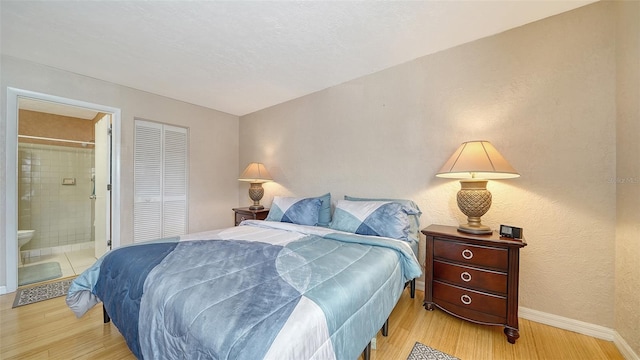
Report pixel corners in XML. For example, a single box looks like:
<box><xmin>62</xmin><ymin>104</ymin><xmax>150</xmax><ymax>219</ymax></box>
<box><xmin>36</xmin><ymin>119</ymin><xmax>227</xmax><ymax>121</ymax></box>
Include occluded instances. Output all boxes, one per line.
<box><xmin>456</xmin><ymin>179</ymin><xmax>493</xmax><ymax>235</ymax></box>
<box><xmin>248</xmin><ymin>183</ymin><xmax>265</xmax><ymax>211</ymax></box>
<box><xmin>458</xmin><ymin>223</ymin><xmax>493</xmax><ymax>235</ymax></box>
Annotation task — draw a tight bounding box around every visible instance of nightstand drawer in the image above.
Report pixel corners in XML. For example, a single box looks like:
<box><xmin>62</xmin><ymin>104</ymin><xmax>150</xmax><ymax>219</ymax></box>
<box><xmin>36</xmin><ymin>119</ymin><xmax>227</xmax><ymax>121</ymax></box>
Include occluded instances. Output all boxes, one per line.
<box><xmin>434</xmin><ymin>239</ymin><xmax>508</xmax><ymax>270</ymax></box>
<box><xmin>433</xmin><ymin>281</ymin><xmax>506</xmax><ymax>319</ymax></box>
<box><xmin>433</xmin><ymin>260</ymin><xmax>507</xmax><ymax>294</ymax></box>
<box><xmin>435</xmin><ymin>298</ymin><xmax>507</xmax><ymax>325</ymax></box>
<box><xmin>233</xmin><ymin>207</ymin><xmax>270</xmax><ymax>226</ymax></box>
<box><xmin>235</xmin><ymin>213</ymin><xmax>249</xmax><ymax>226</ymax></box>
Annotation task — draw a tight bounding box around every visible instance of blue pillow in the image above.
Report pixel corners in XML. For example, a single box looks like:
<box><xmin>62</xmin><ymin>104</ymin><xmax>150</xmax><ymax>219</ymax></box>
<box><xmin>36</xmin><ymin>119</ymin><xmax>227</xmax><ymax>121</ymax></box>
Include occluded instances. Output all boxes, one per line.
<box><xmin>315</xmin><ymin>193</ymin><xmax>332</xmax><ymax>227</ymax></box>
<box><xmin>329</xmin><ymin>200</ymin><xmax>417</xmax><ymax>241</ymax></box>
<box><xmin>344</xmin><ymin>195</ymin><xmax>422</xmax><ymax>242</ymax></box>
<box><xmin>266</xmin><ymin>196</ymin><xmax>323</xmax><ymax>226</ymax></box>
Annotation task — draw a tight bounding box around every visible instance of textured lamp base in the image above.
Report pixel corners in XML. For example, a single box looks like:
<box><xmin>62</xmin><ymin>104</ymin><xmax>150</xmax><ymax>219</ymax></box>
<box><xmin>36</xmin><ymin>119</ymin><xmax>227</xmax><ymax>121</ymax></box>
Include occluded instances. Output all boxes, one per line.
<box><xmin>248</xmin><ymin>183</ymin><xmax>265</xmax><ymax>210</ymax></box>
<box><xmin>457</xmin><ymin>179</ymin><xmax>493</xmax><ymax>235</ymax></box>
<box><xmin>458</xmin><ymin>222</ymin><xmax>492</xmax><ymax>235</ymax></box>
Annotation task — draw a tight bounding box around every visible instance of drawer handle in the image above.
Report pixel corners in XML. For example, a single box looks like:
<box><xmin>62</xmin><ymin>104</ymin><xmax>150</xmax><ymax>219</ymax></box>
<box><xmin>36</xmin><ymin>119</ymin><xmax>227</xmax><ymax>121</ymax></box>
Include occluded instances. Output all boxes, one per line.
<box><xmin>461</xmin><ymin>249</ymin><xmax>474</xmax><ymax>260</ymax></box>
<box><xmin>460</xmin><ymin>271</ymin><xmax>472</xmax><ymax>282</ymax></box>
<box><xmin>460</xmin><ymin>294</ymin><xmax>472</xmax><ymax>305</ymax></box>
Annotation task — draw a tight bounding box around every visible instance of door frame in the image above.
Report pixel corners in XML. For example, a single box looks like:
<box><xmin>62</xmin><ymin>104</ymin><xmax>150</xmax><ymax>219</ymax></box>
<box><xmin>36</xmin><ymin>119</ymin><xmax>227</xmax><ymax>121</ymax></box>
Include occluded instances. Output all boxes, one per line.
<box><xmin>94</xmin><ymin>114</ymin><xmax>112</xmax><ymax>259</ymax></box>
<box><xmin>4</xmin><ymin>87</ymin><xmax>121</xmax><ymax>294</ymax></box>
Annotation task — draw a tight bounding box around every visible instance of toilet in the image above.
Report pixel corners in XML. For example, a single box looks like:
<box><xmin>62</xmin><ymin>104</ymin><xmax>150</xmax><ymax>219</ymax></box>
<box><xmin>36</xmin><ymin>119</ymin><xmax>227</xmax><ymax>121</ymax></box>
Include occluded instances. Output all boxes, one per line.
<box><xmin>17</xmin><ymin>230</ymin><xmax>35</xmax><ymax>265</ymax></box>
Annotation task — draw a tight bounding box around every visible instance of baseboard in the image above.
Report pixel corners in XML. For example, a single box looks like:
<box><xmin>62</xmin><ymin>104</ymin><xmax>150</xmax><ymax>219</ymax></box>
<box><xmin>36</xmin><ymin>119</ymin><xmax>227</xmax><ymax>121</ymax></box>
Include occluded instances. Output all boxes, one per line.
<box><xmin>519</xmin><ymin>307</ymin><xmax>614</xmax><ymax>340</ymax></box>
<box><xmin>519</xmin><ymin>307</ymin><xmax>639</xmax><ymax>360</ymax></box>
<box><xmin>614</xmin><ymin>331</ymin><xmax>640</xmax><ymax>360</ymax></box>
<box><xmin>0</xmin><ymin>285</ymin><xmax>6</xmax><ymax>295</ymax></box>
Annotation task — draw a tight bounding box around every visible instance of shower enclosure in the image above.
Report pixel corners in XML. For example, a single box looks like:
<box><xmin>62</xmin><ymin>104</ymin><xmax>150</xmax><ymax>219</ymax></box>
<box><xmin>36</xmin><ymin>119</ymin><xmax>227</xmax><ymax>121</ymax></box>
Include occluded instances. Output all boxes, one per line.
<box><xmin>17</xmin><ymin>141</ymin><xmax>95</xmax><ymax>254</ymax></box>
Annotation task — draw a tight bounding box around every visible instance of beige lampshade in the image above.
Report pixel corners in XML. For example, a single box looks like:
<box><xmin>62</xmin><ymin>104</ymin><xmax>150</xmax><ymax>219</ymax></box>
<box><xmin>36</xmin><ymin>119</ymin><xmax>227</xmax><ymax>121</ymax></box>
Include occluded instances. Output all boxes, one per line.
<box><xmin>436</xmin><ymin>141</ymin><xmax>520</xmax><ymax>179</ymax></box>
<box><xmin>238</xmin><ymin>162</ymin><xmax>273</xmax><ymax>183</ymax></box>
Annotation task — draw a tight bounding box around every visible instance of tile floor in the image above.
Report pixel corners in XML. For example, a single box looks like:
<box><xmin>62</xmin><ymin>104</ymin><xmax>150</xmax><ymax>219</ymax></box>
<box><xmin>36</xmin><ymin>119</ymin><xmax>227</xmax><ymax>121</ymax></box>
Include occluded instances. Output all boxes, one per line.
<box><xmin>19</xmin><ymin>247</ymin><xmax>97</xmax><ymax>283</ymax></box>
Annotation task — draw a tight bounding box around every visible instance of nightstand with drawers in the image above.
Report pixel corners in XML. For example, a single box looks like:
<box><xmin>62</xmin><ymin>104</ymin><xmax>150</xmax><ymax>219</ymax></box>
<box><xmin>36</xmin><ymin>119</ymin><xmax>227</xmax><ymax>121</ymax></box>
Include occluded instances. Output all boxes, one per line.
<box><xmin>232</xmin><ymin>207</ymin><xmax>269</xmax><ymax>226</ymax></box>
<box><xmin>422</xmin><ymin>224</ymin><xmax>527</xmax><ymax>344</ymax></box>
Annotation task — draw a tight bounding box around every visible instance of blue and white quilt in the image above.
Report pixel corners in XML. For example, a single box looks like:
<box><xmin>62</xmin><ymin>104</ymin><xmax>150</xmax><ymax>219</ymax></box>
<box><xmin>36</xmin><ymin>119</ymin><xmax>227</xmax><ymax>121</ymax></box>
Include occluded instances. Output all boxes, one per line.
<box><xmin>66</xmin><ymin>220</ymin><xmax>421</xmax><ymax>360</ymax></box>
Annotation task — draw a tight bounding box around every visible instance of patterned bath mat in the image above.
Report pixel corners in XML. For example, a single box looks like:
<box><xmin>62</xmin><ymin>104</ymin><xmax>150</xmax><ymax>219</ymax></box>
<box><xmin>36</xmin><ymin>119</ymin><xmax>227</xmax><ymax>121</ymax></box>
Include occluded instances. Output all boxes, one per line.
<box><xmin>18</xmin><ymin>261</ymin><xmax>62</xmax><ymax>286</ymax></box>
<box><xmin>12</xmin><ymin>277</ymin><xmax>74</xmax><ymax>308</ymax></box>
<box><xmin>407</xmin><ymin>342</ymin><xmax>460</xmax><ymax>360</ymax></box>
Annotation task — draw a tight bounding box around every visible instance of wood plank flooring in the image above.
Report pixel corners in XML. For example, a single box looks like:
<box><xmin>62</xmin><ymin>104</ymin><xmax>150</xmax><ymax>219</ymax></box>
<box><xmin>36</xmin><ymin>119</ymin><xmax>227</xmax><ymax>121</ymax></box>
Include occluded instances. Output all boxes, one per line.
<box><xmin>0</xmin><ymin>286</ymin><xmax>624</xmax><ymax>359</ymax></box>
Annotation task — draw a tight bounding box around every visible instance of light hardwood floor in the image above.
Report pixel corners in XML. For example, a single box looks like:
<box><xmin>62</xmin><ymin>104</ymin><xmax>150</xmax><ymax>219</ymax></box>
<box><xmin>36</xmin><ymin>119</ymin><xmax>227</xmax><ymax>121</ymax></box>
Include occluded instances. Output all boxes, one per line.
<box><xmin>0</xmin><ymin>285</ymin><xmax>624</xmax><ymax>360</ymax></box>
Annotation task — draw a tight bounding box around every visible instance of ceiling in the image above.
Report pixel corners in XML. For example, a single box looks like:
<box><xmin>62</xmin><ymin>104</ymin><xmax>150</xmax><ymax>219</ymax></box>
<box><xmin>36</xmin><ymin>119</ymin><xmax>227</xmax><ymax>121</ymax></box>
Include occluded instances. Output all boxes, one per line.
<box><xmin>1</xmin><ymin>1</ymin><xmax>596</xmax><ymax>117</ymax></box>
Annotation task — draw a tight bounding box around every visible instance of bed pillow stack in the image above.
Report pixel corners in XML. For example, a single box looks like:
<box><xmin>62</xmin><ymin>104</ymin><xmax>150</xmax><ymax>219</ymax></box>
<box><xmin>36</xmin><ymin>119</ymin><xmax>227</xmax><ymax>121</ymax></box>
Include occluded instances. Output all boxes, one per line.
<box><xmin>329</xmin><ymin>199</ymin><xmax>420</xmax><ymax>242</ymax></box>
<box><xmin>343</xmin><ymin>195</ymin><xmax>422</xmax><ymax>242</ymax></box>
<box><xmin>265</xmin><ymin>193</ymin><xmax>331</xmax><ymax>226</ymax></box>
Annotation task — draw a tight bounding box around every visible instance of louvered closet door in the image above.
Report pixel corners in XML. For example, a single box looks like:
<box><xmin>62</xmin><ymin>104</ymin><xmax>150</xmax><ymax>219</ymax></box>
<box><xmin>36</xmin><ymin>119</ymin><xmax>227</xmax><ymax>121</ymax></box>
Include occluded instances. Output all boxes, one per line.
<box><xmin>134</xmin><ymin>120</ymin><xmax>188</xmax><ymax>243</ymax></box>
<box><xmin>162</xmin><ymin>125</ymin><xmax>188</xmax><ymax>238</ymax></box>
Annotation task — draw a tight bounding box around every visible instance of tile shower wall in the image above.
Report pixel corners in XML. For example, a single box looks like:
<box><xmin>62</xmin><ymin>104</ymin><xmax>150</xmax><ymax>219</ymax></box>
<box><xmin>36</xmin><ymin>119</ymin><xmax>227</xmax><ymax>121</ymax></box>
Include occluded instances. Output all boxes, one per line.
<box><xmin>18</xmin><ymin>143</ymin><xmax>94</xmax><ymax>250</ymax></box>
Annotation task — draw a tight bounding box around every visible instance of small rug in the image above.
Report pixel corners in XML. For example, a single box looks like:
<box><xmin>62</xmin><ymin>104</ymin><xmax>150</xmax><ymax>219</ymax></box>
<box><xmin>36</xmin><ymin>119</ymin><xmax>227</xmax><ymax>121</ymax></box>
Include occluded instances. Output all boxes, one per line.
<box><xmin>12</xmin><ymin>277</ymin><xmax>74</xmax><ymax>308</ymax></box>
<box><xmin>18</xmin><ymin>261</ymin><xmax>62</xmax><ymax>286</ymax></box>
<box><xmin>407</xmin><ymin>342</ymin><xmax>460</xmax><ymax>360</ymax></box>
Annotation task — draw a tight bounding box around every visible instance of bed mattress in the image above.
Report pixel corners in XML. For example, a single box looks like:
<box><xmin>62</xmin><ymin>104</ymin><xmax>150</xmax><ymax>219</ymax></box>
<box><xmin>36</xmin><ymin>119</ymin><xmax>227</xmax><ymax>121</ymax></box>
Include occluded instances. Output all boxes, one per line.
<box><xmin>67</xmin><ymin>220</ymin><xmax>421</xmax><ymax>359</ymax></box>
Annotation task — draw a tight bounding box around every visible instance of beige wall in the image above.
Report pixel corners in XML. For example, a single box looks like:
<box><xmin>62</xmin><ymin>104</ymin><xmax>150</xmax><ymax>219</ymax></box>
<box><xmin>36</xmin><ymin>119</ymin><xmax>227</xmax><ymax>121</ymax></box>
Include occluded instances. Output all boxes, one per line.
<box><xmin>0</xmin><ymin>56</ymin><xmax>240</xmax><ymax>289</ymax></box>
<box><xmin>241</xmin><ymin>1</ymin><xmax>623</xmax><ymax>334</ymax></box>
<box><xmin>615</xmin><ymin>0</ymin><xmax>640</xmax><ymax>356</ymax></box>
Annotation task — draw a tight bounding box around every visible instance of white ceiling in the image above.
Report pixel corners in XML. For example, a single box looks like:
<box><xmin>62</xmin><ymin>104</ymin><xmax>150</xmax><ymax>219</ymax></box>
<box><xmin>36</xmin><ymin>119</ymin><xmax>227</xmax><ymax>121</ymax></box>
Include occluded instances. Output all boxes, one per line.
<box><xmin>1</xmin><ymin>1</ymin><xmax>595</xmax><ymax>116</ymax></box>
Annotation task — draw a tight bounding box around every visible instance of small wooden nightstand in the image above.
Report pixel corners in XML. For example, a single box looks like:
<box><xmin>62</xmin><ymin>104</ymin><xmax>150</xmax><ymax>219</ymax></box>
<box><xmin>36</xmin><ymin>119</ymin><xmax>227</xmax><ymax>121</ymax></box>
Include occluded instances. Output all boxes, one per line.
<box><xmin>232</xmin><ymin>207</ymin><xmax>269</xmax><ymax>226</ymax></box>
<box><xmin>422</xmin><ymin>224</ymin><xmax>527</xmax><ymax>344</ymax></box>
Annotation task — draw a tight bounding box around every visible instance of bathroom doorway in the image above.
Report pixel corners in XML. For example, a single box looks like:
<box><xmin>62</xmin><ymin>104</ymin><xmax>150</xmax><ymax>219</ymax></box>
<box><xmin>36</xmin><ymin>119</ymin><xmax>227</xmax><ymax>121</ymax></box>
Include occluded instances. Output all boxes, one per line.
<box><xmin>4</xmin><ymin>88</ymin><xmax>121</xmax><ymax>293</ymax></box>
<box><xmin>16</xmin><ymin>100</ymin><xmax>108</xmax><ymax>286</ymax></box>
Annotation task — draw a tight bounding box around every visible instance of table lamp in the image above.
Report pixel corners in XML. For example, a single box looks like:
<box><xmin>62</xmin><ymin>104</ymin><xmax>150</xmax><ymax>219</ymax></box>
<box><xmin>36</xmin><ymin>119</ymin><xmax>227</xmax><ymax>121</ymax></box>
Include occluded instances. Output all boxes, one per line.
<box><xmin>436</xmin><ymin>140</ymin><xmax>519</xmax><ymax>234</ymax></box>
<box><xmin>238</xmin><ymin>162</ymin><xmax>273</xmax><ymax>210</ymax></box>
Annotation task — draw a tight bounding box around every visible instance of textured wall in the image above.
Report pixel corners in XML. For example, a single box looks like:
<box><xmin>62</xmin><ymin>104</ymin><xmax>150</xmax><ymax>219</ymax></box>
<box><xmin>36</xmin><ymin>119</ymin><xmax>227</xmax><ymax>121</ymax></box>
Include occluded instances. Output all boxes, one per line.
<box><xmin>240</xmin><ymin>2</ymin><xmax>618</xmax><ymax>329</ymax></box>
<box><xmin>615</xmin><ymin>0</ymin><xmax>640</xmax><ymax>355</ymax></box>
<box><xmin>0</xmin><ymin>56</ymin><xmax>240</xmax><ymax>290</ymax></box>
<box><xmin>18</xmin><ymin>109</ymin><xmax>95</xmax><ymax>149</ymax></box>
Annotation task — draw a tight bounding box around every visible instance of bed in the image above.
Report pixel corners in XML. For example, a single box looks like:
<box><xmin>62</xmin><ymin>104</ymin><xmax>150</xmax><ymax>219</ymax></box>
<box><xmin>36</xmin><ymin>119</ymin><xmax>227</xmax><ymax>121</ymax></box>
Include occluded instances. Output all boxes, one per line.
<box><xmin>66</xmin><ymin>196</ymin><xmax>422</xmax><ymax>360</ymax></box>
